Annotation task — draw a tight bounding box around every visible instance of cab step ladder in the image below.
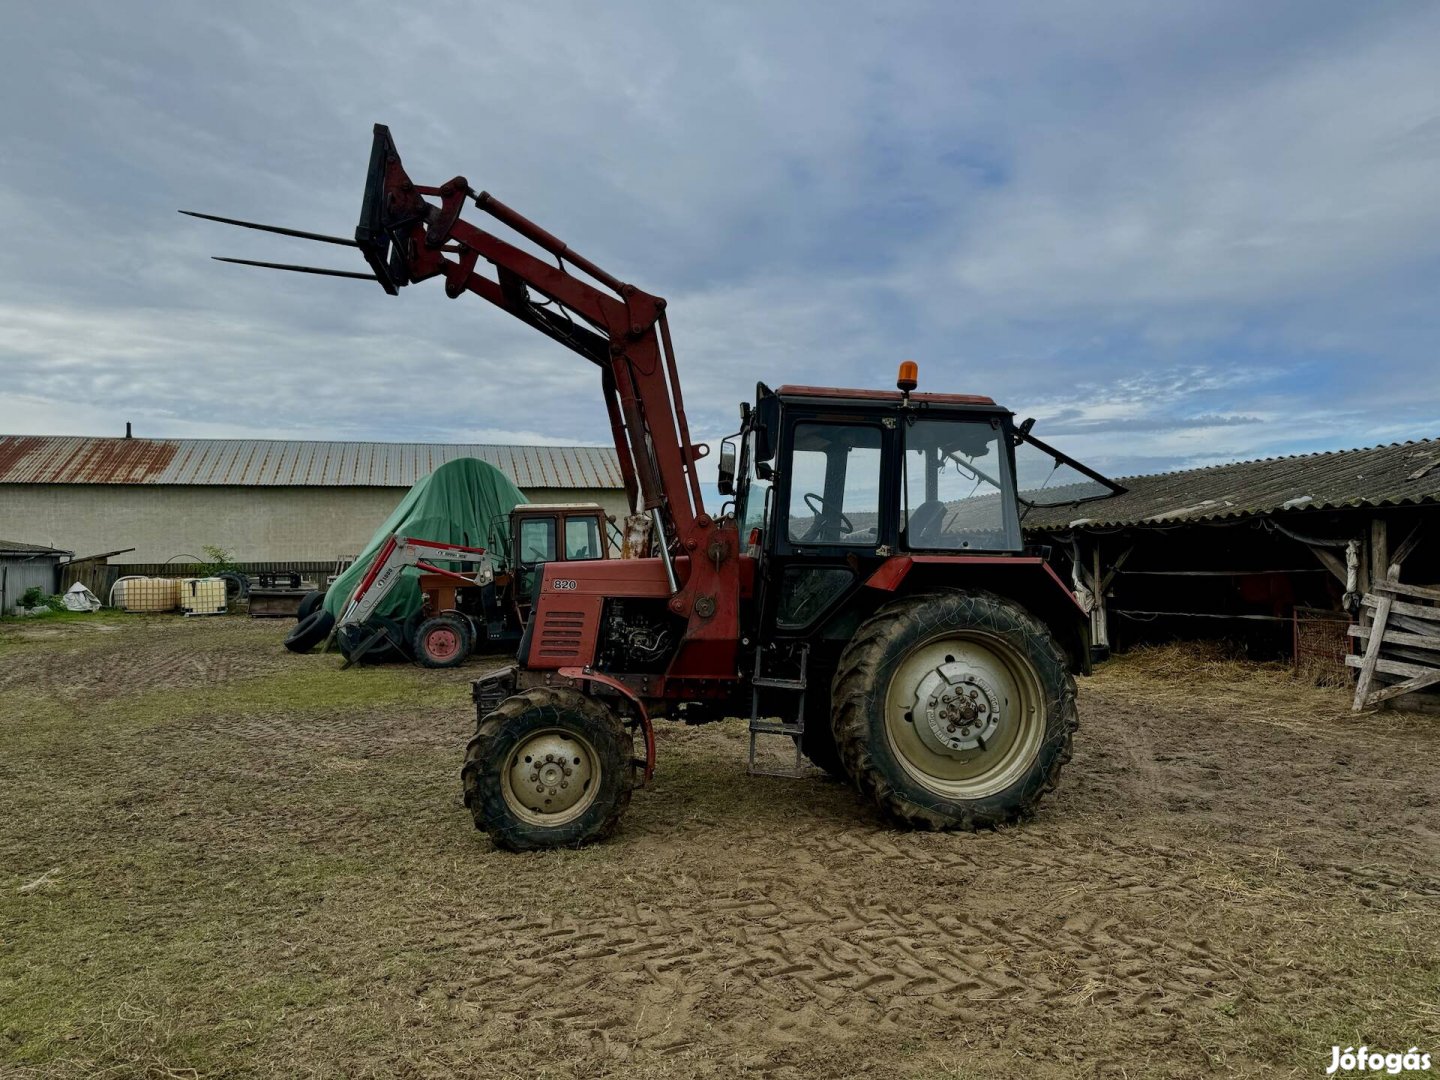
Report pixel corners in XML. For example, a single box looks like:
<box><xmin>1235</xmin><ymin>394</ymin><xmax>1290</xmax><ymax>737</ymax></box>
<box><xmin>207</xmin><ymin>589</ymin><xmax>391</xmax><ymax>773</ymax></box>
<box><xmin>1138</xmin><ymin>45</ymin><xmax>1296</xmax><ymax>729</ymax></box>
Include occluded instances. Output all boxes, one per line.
<box><xmin>748</xmin><ymin>644</ymin><xmax>811</xmax><ymax>777</ymax></box>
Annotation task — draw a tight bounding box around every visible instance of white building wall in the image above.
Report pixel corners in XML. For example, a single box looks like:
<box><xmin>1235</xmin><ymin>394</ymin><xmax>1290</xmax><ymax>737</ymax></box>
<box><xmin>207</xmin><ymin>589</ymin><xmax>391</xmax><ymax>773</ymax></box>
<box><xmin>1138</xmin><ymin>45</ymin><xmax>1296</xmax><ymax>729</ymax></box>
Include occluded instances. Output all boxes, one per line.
<box><xmin>0</xmin><ymin>485</ymin><xmax>629</xmax><ymax>564</ymax></box>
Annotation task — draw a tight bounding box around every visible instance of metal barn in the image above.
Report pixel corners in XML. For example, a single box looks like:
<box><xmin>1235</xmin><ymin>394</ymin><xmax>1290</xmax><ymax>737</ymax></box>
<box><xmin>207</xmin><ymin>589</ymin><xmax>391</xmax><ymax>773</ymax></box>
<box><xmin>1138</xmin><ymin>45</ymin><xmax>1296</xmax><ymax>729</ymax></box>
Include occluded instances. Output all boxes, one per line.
<box><xmin>0</xmin><ymin>541</ymin><xmax>73</xmax><ymax>613</ymax></box>
<box><xmin>0</xmin><ymin>435</ymin><xmax>625</xmax><ymax>566</ymax></box>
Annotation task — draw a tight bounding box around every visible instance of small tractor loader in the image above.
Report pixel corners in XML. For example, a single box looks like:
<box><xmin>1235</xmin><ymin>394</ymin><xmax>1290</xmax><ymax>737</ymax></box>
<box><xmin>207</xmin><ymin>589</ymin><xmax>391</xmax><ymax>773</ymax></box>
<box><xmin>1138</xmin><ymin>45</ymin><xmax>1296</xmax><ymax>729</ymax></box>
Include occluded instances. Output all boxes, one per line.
<box><xmin>189</xmin><ymin>125</ymin><xmax>1122</xmax><ymax>850</ymax></box>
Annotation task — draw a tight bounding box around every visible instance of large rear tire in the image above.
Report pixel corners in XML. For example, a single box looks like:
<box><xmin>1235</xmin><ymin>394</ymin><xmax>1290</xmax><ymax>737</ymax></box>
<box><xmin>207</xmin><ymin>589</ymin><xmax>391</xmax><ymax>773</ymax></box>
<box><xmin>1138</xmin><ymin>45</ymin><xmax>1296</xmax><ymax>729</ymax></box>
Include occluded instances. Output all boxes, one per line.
<box><xmin>461</xmin><ymin>687</ymin><xmax>634</xmax><ymax>851</ymax></box>
<box><xmin>800</xmin><ymin>689</ymin><xmax>848</xmax><ymax>781</ymax></box>
<box><xmin>832</xmin><ymin>589</ymin><xmax>1077</xmax><ymax>830</ymax></box>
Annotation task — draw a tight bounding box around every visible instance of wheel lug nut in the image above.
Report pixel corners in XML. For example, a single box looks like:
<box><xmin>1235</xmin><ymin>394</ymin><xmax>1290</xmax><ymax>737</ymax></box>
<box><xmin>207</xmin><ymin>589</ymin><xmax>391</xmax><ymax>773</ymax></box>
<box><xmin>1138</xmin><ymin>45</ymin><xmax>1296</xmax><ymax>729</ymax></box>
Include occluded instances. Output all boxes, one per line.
<box><xmin>561</xmin><ymin>781</ymin><xmax>568</xmax><ymax>788</ymax></box>
<box><xmin>546</xmin><ymin>754</ymin><xmax>555</xmax><ymax>763</ymax></box>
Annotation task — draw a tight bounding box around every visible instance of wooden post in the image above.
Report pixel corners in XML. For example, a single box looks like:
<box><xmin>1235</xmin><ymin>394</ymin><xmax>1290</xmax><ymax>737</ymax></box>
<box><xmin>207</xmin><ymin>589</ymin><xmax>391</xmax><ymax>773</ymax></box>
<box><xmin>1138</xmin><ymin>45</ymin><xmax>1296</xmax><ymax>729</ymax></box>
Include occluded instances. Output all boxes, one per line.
<box><xmin>1368</xmin><ymin>518</ymin><xmax>1388</xmax><ymax>594</ymax></box>
<box><xmin>1091</xmin><ymin>542</ymin><xmax>1109</xmax><ymax>650</ymax></box>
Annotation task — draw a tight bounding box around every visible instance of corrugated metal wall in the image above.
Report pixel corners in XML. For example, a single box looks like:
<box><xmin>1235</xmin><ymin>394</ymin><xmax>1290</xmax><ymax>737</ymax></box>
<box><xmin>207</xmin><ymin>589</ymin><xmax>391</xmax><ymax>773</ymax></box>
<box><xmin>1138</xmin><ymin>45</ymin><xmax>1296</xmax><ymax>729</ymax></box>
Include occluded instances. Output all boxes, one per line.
<box><xmin>0</xmin><ymin>556</ymin><xmax>61</xmax><ymax>613</ymax></box>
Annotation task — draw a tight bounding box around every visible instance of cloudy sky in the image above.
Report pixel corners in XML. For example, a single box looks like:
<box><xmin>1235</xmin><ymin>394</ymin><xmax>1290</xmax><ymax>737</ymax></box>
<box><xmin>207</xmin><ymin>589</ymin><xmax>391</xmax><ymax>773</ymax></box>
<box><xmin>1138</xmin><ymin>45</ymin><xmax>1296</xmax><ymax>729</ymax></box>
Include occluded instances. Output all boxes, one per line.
<box><xmin>4</xmin><ymin>1</ymin><xmax>1439</xmax><ymax>479</ymax></box>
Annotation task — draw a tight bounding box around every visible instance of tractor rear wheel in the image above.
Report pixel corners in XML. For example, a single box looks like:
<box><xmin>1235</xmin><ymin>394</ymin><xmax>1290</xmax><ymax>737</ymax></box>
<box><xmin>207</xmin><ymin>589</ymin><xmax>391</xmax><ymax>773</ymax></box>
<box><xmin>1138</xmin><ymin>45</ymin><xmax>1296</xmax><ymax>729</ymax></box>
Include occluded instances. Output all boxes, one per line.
<box><xmin>832</xmin><ymin>588</ymin><xmax>1076</xmax><ymax>830</ymax></box>
<box><xmin>462</xmin><ymin>687</ymin><xmax>634</xmax><ymax>851</ymax></box>
<box><xmin>800</xmin><ymin>690</ymin><xmax>848</xmax><ymax>781</ymax></box>
<box><xmin>413</xmin><ymin>613</ymin><xmax>472</xmax><ymax>668</ymax></box>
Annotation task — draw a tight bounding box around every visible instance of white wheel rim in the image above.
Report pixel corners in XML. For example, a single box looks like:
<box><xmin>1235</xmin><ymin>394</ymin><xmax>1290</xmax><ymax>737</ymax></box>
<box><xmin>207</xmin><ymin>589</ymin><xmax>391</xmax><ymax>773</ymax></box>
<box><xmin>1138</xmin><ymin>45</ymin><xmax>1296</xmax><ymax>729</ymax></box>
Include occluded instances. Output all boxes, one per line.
<box><xmin>882</xmin><ymin>630</ymin><xmax>1046</xmax><ymax>800</ymax></box>
<box><xmin>501</xmin><ymin>728</ymin><xmax>601</xmax><ymax>826</ymax></box>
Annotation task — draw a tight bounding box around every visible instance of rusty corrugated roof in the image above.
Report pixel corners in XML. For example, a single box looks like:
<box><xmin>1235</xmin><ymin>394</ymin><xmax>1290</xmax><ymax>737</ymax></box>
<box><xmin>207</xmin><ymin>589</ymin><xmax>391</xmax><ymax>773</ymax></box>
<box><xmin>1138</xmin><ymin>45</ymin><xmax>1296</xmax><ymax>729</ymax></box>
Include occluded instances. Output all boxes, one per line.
<box><xmin>1024</xmin><ymin>437</ymin><xmax>1440</xmax><ymax>530</ymax></box>
<box><xmin>0</xmin><ymin>436</ymin><xmax>623</xmax><ymax>490</ymax></box>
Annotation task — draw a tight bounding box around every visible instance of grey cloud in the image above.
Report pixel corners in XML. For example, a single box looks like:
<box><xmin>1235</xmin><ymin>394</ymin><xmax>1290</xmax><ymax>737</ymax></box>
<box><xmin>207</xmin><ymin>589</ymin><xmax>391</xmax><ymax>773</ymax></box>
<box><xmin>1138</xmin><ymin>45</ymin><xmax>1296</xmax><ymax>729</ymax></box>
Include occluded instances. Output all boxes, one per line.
<box><xmin>1</xmin><ymin>1</ymin><xmax>1437</xmax><ymax>482</ymax></box>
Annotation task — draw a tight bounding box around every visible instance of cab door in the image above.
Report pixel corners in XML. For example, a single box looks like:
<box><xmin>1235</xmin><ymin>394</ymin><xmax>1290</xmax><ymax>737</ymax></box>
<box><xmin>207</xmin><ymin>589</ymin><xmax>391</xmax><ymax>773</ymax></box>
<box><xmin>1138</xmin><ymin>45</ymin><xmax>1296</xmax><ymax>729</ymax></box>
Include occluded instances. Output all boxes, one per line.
<box><xmin>514</xmin><ymin>514</ymin><xmax>558</xmax><ymax>604</ymax></box>
<box><xmin>763</xmin><ymin>415</ymin><xmax>895</xmax><ymax>637</ymax></box>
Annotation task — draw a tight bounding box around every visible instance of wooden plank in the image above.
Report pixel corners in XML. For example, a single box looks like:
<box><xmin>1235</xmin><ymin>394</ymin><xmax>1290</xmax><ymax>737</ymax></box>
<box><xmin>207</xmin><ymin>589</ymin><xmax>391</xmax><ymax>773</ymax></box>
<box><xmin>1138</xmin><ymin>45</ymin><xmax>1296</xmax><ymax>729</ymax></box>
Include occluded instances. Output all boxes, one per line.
<box><xmin>1368</xmin><ymin>668</ymin><xmax>1440</xmax><ymax>706</ymax></box>
<box><xmin>1382</xmin><ymin>642</ymin><xmax>1440</xmax><ymax>668</ymax></box>
<box><xmin>1388</xmin><ymin>524</ymin><xmax>1423</xmax><ymax>579</ymax></box>
<box><xmin>1352</xmin><ymin>594</ymin><xmax>1393</xmax><ymax>712</ymax></box>
<box><xmin>1390</xmin><ymin>610</ymin><xmax>1440</xmax><ymax>636</ymax></box>
<box><xmin>1347</xmin><ymin>626</ymin><xmax>1440</xmax><ymax>651</ymax></box>
<box><xmin>1372</xmin><ymin>579</ymin><xmax>1440</xmax><ymax>603</ymax></box>
<box><xmin>1344</xmin><ymin>653</ymin><xmax>1438</xmax><ymax>679</ymax></box>
<box><xmin>1306</xmin><ymin>544</ymin><xmax>1348</xmax><ymax>584</ymax></box>
<box><xmin>1099</xmin><ymin>545</ymin><xmax>1133</xmax><ymax>592</ymax></box>
<box><xmin>1361</xmin><ymin>594</ymin><xmax>1440</xmax><ymax>623</ymax></box>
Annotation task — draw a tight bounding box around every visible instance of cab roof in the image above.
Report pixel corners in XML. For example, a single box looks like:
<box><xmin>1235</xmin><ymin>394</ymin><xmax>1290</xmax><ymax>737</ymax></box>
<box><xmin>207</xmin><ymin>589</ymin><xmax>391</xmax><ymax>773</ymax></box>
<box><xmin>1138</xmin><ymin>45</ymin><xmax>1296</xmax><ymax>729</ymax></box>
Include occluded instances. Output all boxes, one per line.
<box><xmin>513</xmin><ymin>502</ymin><xmax>608</xmax><ymax>514</ymax></box>
<box><xmin>776</xmin><ymin>384</ymin><xmax>999</xmax><ymax>408</ymax></box>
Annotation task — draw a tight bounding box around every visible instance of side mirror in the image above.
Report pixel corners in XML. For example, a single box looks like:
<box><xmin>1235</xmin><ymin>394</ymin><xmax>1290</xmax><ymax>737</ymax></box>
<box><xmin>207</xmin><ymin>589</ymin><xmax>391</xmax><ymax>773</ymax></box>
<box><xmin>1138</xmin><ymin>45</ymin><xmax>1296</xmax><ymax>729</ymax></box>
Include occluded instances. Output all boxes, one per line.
<box><xmin>717</xmin><ymin>439</ymin><xmax>738</xmax><ymax>496</ymax></box>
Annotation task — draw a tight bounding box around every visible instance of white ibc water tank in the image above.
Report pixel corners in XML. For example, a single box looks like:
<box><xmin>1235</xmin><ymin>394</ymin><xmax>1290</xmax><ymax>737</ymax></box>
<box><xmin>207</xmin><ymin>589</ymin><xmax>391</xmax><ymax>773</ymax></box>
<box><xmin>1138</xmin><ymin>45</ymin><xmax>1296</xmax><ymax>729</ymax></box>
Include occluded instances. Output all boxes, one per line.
<box><xmin>180</xmin><ymin>577</ymin><xmax>228</xmax><ymax>616</ymax></box>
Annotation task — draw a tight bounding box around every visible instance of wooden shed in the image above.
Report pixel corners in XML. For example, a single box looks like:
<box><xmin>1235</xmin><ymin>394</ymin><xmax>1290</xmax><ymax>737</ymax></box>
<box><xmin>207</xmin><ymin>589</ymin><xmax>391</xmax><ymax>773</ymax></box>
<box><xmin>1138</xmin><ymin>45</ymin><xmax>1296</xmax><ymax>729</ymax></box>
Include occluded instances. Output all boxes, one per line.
<box><xmin>1024</xmin><ymin>437</ymin><xmax>1440</xmax><ymax>705</ymax></box>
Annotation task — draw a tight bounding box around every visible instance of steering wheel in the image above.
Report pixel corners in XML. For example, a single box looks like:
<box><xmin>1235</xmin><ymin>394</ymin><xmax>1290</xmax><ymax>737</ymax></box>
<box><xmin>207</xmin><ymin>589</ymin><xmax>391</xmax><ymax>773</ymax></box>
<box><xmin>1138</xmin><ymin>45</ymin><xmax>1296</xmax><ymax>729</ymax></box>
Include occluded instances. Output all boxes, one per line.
<box><xmin>802</xmin><ymin>491</ymin><xmax>854</xmax><ymax>534</ymax></box>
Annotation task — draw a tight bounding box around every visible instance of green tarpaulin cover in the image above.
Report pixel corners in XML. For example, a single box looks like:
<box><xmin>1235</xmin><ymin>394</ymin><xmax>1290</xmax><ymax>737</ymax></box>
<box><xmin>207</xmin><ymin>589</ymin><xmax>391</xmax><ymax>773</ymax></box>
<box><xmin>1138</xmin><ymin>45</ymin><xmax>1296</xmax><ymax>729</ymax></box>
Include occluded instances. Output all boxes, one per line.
<box><xmin>323</xmin><ymin>458</ymin><xmax>526</xmax><ymax>622</ymax></box>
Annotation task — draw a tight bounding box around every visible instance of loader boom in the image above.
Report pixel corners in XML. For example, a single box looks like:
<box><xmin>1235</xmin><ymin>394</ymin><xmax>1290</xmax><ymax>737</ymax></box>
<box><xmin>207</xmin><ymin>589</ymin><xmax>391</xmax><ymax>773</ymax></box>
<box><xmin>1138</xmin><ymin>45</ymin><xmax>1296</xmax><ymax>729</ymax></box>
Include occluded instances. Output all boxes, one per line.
<box><xmin>357</xmin><ymin>125</ymin><xmax>705</xmax><ymax>539</ymax></box>
<box><xmin>351</xmin><ymin>124</ymin><xmax>741</xmax><ymax>649</ymax></box>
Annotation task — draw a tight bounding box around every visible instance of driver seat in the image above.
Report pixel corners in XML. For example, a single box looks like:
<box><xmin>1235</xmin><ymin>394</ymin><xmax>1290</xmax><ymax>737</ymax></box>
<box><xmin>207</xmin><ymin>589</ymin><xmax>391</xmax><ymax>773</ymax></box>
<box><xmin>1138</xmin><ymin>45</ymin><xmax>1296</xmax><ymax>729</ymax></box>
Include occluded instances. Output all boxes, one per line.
<box><xmin>907</xmin><ymin>500</ymin><xmax>947</xmax><ymax>545</ymax></box>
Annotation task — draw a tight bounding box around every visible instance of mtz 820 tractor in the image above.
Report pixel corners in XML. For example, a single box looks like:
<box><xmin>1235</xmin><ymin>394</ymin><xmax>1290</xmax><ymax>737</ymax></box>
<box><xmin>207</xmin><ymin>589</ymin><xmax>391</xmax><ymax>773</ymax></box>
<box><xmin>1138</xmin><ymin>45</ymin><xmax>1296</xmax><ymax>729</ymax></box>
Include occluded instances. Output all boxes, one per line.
<box><xmin>190</xmin><ymin>124</ymin><xmax>1121</xmax><ymax>850</ymax></box>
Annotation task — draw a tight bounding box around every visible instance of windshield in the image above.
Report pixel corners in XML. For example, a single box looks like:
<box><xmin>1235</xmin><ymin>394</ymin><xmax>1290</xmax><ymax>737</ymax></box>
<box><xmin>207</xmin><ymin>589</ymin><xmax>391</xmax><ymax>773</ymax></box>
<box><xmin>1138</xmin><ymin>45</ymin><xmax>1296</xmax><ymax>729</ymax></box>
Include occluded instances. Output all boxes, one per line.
<box><xmin>902</xmin><ymin>419</ymin><xmax>1020</xmax><ymax>551</ymax></box>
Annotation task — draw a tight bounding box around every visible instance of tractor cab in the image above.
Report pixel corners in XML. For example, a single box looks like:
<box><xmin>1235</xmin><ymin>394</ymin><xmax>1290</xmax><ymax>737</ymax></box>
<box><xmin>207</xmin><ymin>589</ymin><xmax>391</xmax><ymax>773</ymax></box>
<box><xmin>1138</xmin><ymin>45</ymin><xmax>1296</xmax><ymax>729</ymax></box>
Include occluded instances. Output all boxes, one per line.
<box><xmin>719</xmin><ymin>368</ymin><xmax>1121</xmax><ymax>639</ymax></box>
<box><xmin>508</xmin><ymin>503</ymin><xmax>613</xmax><ymax>607</ymax></box>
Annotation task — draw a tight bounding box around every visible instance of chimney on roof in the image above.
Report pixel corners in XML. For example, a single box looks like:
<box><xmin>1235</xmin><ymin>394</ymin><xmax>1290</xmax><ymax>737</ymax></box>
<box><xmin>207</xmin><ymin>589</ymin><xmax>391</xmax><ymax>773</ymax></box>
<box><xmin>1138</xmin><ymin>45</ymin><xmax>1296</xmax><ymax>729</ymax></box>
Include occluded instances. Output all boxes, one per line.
<box><xmin>125</xmin><ymin>422</ymin><xmax>132</xmax><ymax>439</ymax></box>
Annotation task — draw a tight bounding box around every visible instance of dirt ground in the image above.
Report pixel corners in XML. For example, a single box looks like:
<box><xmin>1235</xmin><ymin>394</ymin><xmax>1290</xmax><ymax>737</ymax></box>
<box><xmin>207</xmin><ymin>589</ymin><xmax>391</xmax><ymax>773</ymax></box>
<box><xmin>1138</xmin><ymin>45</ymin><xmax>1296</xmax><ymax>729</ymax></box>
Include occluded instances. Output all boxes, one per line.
<box><xmin>1</xmin><ymin>615</ymin><xmax>1437</xmax><ymax>1078</ymax></box>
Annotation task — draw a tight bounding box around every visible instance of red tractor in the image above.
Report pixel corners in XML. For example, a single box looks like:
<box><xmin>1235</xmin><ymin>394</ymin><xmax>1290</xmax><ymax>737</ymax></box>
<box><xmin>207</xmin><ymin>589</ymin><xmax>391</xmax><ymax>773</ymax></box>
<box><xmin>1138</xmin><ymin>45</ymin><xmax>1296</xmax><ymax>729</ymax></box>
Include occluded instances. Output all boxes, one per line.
<box><xmin>191</xmin><ymin>125</ymin><xmax>1121</xmax><ymax>851</ymax></box>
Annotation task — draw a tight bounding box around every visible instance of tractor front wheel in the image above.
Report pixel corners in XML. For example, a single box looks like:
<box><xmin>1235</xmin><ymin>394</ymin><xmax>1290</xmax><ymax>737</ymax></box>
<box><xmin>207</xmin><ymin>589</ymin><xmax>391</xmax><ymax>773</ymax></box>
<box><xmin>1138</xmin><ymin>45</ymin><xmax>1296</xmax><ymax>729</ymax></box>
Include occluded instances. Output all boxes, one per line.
<box><xmin>413</xmin><ymin>613</ymin><xmax>472</xmax><ymax>668</ymax></box>
<box><xmin>832</xmin><ymin>589</ymin><xmax>1077</xmax><ymax>830</ymax></box>
<box><xmin>462</xmin><ymin>687</ymin><xmax>634</xmax><ymax>851</ymax></box>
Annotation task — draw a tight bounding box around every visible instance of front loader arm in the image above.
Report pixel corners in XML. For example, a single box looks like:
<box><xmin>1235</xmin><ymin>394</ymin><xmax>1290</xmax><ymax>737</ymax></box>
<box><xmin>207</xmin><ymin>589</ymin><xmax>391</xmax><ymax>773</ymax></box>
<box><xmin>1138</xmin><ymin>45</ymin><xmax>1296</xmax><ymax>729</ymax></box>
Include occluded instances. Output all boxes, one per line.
<box><xmin>357</xmin><ymin>126</ymin><xmax>706</xmax><ymax>541</ymax></box>
<box><xmin>190</xmin><ymin>123</ymin><xmax>743</xmax><ymax>674</ymax></box>
<box><xmin>339</xmin><ymin>534</ymin><xmax>493</xmax><ymax>631</ymax></box>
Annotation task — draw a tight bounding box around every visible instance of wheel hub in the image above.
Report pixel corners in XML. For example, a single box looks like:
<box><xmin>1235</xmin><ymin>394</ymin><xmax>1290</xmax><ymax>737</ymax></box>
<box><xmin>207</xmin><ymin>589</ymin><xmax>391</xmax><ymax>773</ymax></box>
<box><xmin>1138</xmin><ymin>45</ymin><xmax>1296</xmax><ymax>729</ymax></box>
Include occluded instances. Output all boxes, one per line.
<box><xmin>426</xmin><ymin>627</ymin><xmax>460</xmax><ymax>658</ymax></box>
<box><xmin>913</xmin><ymin>661</ymin><xmax>1001</xmax><ymax>757</ymax></box>
<box><xmin>506</xmin><ymin>731</ymin><xmax>594</xmax><ymax>818</ymax></box>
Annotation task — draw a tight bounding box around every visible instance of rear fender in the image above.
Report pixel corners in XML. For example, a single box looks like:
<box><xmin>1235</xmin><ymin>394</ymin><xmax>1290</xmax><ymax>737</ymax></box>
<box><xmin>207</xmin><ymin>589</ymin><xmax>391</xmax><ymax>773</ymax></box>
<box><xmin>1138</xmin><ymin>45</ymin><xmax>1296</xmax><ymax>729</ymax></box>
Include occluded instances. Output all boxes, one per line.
<box><xmin>864</xmin><ymin>556</ymin><xmax>1091</xmax><ymax>674</ymax></box>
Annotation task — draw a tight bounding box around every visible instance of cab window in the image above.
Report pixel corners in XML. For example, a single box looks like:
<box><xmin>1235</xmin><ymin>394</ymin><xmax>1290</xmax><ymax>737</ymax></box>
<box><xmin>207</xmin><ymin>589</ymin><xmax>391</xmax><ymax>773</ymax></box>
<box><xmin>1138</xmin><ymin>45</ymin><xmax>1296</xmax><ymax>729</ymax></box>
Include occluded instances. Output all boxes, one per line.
<box><xmin>564</xmin><ymin>516</ymin><xmax>602</xmax><ymax>560</ymax></box>
<box><xmin>518</xmin><ymin>517</ymin><xmax>556</xmax><ymax>563</ymax></box>
<box><xmin>902</xmin><ymin>419</ymin><xmax>1019</xmax><ymax>551</ymax></box>
<box><xmin>786</xmin><ymin>422</ymin><xmax>882</xmax><ymax>546</ymax></box>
